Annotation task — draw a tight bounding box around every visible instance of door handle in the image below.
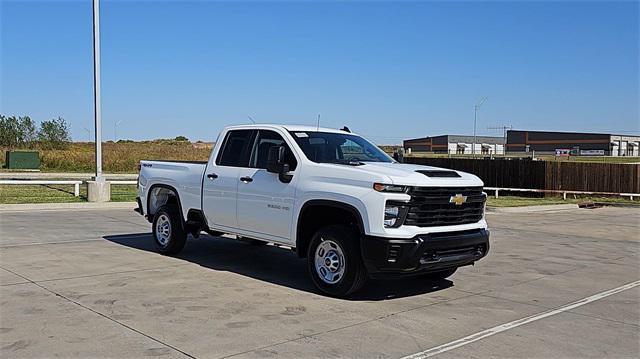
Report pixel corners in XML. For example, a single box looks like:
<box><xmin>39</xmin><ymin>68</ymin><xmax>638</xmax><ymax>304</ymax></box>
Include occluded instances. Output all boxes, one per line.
<box><xmin>240</xmin><ymin>176</ymin><xmax>253</xmax><ymax>183</ymax></box>
<box><xmin>206</xmin><ymin>173</ymin><xmax>218</xmax><ymax>179</ymax></box>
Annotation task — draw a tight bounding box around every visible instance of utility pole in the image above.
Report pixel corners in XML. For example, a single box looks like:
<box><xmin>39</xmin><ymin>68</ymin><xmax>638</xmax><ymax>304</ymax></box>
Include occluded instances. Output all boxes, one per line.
<box><xmin>473</xmin><ymin>97</ymin><xmax>487</xmax><ymax>158</ymax></box>
<box><xmin>487</xmin><ymin>124</ymin><xmax>512</xmax><ymax>155</ymax></box>
<box><xmin>93</xmin><ymin>0</ymin><xmax>103</xmax><ymax>181</ymax></box>
<box><xmin>114</xmin><ymin>120</ymin><xmax>123</xmax><ymax>142</ymax></box>
<box><xmin>83</xmin><ymin>127</ymin><xmax>92</xmax><ymax>141</ymax></box>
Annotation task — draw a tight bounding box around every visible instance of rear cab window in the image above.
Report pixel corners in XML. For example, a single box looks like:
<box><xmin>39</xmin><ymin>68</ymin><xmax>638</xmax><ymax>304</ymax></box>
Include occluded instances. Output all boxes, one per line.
<box><xmin>215</xmin><ymin>130</ymin><xmax>256</xmax><ymax>167</ymax></box>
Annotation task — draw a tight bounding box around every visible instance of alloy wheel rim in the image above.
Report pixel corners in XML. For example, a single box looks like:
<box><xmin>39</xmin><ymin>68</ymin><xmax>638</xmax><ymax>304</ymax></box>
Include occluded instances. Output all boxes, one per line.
<box><xmin>155</xmin><ymin>214</ymin><xmax>171</xmax><ymax>246</ymax></box>
<box><xmin>314</xmin><ymin>239</ymin><xmax>345</xmax><ymax>284</ymax></box>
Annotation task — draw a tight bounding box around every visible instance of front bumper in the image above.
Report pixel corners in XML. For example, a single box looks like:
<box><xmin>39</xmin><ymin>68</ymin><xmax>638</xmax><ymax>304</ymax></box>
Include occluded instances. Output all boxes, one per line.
<box><xmin>361</xmin><ymin>229</ymin><xmax>490</xmax><ymax>278</ymax></box>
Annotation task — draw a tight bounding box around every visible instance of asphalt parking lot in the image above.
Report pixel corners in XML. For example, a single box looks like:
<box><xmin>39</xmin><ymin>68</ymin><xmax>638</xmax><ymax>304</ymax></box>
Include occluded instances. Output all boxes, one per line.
<box><xmin>1</xmin><ymin>205</ymin><xmax>638</xmax><ymax>358</ymax></box>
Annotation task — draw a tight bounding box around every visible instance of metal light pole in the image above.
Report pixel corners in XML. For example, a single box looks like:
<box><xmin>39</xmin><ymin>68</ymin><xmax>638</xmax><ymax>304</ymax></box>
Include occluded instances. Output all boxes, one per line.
<box><xmin>93</xmin><ymin>0</ymin><xmax>103</xmax><ymax>181</ymax></box>
<box><xmin>473</xmin><ymin>97</ymin><xmax>487</xmax><ymax>158</ymax></box>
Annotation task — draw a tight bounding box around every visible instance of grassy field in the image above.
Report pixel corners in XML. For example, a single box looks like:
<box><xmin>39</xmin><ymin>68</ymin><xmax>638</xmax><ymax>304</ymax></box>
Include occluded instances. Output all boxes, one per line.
<box><xmin>1</xmin><ymin>141</ymin><xmax>212</xmax><ymax>173</ymax></box>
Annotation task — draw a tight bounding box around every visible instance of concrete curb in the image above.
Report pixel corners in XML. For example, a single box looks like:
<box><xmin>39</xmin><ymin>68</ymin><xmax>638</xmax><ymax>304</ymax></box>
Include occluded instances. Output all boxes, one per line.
<box><xmin>0</xmin><ymin>201</ymin><xmax>137</xmax><ymax>212</ymax></box>
<box><xmin>487</xmin><ymin>203</ymin><xmax>579</xmax><ymax>213</ymax></box>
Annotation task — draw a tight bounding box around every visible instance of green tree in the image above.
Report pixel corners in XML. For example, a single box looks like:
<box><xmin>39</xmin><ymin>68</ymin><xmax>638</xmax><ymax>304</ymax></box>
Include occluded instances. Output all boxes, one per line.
<box><xmin>38</xmin><ymin>117</ymin><xmax>71</xmax><ymax>149</ymax></box>
<box><xmin>174</xmin><ymin>136</ymin><xmax>189</xmax><ymax>142</ymax></box>
<box><xmin>0</xmin><ymin>115</ymin><xmax>38</xmax><ymax>148</ymax></box>
<box><xmin>18</xmin><ymin>116</ymin><xmax>37</xmax><ymax>147</ymax></box>
<box><xmin>0</xmin><ymin>115</ymin><xmax>20</xmax><ymax>148</ymax></box>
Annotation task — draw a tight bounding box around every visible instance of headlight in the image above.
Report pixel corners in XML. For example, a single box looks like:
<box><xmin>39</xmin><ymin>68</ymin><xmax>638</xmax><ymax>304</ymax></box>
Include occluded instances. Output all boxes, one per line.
<box><xmin>384</xmin><ymin>203</ymin><xmax>408</xmax><ymax>228</ymax></box>
<box><xmin>373</xmin><ymin>183</ymin><xmax>408</xmax><ymax>193</ymax></box>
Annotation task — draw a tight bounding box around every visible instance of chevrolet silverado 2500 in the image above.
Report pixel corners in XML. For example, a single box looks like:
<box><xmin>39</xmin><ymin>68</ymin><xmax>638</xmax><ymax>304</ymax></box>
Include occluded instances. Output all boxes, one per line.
<box><xmin>135</xmin><ymin>124</ymin><xmax>489</xmax><ymax>296</ymax></box>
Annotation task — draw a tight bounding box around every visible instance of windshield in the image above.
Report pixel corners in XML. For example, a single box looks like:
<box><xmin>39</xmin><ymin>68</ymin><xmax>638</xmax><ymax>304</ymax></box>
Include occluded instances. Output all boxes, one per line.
<box><xmin>289</xmin><ymin>131</ymin><xmax>393</xmax><ymax>164</ymax></box>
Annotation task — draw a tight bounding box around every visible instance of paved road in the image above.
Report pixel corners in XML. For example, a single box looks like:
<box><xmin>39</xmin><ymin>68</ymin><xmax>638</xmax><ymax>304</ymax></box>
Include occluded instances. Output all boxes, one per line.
<box><xmin>0</xmin><ymin>206</ymin><xmax>638</xmax><ymax>358</ymax></box>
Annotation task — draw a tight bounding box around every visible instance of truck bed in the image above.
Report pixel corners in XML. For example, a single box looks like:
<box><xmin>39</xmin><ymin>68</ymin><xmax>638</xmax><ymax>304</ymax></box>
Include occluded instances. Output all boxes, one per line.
<box><xmin>144</xmin><ymin>160</ymin><xmax>207</xmax><ymax>165</ymax></box>
<box><xmin>138</xmin><ymin>160</ymin><xmax>208</xmax><ymax>217</ymax></box>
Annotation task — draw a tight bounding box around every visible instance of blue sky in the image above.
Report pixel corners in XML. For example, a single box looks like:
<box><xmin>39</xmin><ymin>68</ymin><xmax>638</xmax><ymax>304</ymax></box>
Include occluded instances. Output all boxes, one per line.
<box><xmin>1</xmin><ymin>0</ymin><xmax>638</xmax><ymax>143</ymax></box>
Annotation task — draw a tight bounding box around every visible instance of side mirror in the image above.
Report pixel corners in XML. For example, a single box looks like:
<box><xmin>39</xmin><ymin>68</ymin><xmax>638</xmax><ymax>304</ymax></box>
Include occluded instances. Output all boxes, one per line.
<box><xmin>267</xmin><ymin>145</ymin><xmax>289</xmax><ymax>174</ymax></box>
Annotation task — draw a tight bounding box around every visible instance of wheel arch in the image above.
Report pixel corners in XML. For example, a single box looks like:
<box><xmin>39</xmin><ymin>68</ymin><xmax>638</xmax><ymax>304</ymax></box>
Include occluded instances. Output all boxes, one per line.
<box><xmin>295</xmin><ymin>199</ymin><xmax>366</xmax><ymax>258</ymax></box>
<box><xmin>145</xmin><ymin>184</ymin><xmax>185</xmax><ymax>223</ymax></box>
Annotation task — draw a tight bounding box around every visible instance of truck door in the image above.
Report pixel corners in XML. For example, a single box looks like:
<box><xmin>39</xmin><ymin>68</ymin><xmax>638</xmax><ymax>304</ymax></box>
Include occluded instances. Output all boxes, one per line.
<box><xmin>236</xmin><ymin>129</ymin><xmax>298</xmax><ymax>242</ymax></box>
<box><xmin>202</xmin><ymin>129</ymin><xmax>255</xmax><ymax>230</ymax></box>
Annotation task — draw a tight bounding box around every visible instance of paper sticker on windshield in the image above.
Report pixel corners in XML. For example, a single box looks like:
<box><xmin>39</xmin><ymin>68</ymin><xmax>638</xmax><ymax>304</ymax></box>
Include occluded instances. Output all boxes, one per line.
<box><xmin>294</xmin><ymin>132</ymin><xmax>309</xmax><ymax>138</ymax></box>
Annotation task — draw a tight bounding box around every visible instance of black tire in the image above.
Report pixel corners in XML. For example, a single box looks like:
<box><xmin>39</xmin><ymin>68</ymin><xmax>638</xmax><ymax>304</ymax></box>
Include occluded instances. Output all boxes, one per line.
<box><xmin>307</xmin><ymin>225</ymin><xmax>367</xmax><ymax>297</ymax></box>
<box><xmin>152</xmin><ymin>205</ymin><xmax>188</xmax><ymax>255</ymax></box>
<box><xmin>423</xmin><ymin>268</ymin><xmax>457</xmax><ymax>280</ymax></box>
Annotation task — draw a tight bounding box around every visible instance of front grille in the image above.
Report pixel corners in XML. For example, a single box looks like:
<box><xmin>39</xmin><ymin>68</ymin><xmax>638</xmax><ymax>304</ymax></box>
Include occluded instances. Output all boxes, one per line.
<box><xmin>404</xmin><ymin>186</ymin><xmax>485</xmax><ymax>227</ymax></box>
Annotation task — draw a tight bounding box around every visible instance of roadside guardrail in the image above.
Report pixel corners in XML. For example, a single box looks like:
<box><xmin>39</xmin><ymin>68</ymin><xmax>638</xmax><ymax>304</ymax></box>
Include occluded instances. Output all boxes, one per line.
<box><xmin>0</xmin><ymin>179</ymin><xmax>137</xmax><ymax>197</ymax></box>
<box><xmin>1</xmin><ymin>180</ymin><xmax>635</xmax><ymax>201</ymax></box>
<box><xmin>0</xmin><ymin>180</ymin><xmax>84</xmax><ymax>197</ymax></box>
<box><xmin>109</xmin><ymin>180</ymin><xmax>137</xmax><ymax>185</ymax></box>
<box><xmin>0</xmin><ymin>173</ymin><xmax>138</xmax><ymax>180</ymax></box>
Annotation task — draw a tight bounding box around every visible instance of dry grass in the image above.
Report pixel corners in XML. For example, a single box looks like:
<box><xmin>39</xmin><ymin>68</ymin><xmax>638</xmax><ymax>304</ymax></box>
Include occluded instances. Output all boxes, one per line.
<box><xmin>1</xmin><ymin>141</ymin><xmax>212</xmax><ymax>173</ymax></box>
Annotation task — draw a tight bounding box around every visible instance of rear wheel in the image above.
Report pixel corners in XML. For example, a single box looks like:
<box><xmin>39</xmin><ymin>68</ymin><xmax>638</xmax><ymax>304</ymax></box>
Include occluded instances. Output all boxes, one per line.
<box><xmin>152</xmin><ymin>205</ymin><xmax>187</xmax><ymax>255</ymax></box>
<box><xmin>307</xmin><ymin>225</ymin><xmax>367</xmax><ymax>297</ymax></box>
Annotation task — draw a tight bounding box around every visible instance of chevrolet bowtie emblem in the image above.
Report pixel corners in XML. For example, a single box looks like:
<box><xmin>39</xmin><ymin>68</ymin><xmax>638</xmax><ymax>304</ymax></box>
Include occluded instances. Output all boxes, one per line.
<box><xmin>449</xmin><ymin>194</ymin><xmax>467</xmax><ymax>206</ymax></box>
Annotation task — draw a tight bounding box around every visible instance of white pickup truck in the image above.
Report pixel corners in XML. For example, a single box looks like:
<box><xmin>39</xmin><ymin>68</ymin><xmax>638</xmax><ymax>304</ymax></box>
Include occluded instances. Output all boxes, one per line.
<box><xmin>135</xmin><ymin>124</ymin><xmax>489</xmax><ymax>297</ymax></box>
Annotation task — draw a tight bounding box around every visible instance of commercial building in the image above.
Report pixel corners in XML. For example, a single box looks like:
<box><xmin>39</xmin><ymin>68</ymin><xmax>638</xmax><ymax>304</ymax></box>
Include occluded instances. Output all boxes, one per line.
<box><xmin>506</xmin><ymin>130</ymin><xmax>640</xmax><ymax>156</ymax></box>
<box><xmin>403</xmin><ymin>135</ymin><xmax>505</xmax><ymax>155</ymax></box>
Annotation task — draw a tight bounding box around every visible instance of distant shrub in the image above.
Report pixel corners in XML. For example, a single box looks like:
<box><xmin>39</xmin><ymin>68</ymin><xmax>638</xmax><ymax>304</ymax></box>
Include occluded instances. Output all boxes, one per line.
<box><xmin>37</xmin><ymin>117</ymin><xmax>71</xmax><ymax>150</ymax></box>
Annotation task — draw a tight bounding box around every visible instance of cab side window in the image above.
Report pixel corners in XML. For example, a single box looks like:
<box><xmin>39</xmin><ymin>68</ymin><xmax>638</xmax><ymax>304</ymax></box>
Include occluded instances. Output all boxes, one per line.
<box><xmin>249</xmin><ymin>130</ymin><xmax>298</xmax><ymax>171</ymax></box>
<box><xmin>216</xmin><ymin>130</ymin><xmax>255</xmax><ymax>167</ymax></box>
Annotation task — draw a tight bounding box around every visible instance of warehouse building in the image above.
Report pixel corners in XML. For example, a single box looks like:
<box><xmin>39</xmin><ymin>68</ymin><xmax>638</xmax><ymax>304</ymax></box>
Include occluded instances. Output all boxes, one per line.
<box><xmin>403</xmin><ymin>135</ymin><xmax>505</xmax><ymax>155</ymax></box>
<box><xmin>506</xmin><ymin>130</ymin><xmax>640</xmax><ymax>156</ymax></box>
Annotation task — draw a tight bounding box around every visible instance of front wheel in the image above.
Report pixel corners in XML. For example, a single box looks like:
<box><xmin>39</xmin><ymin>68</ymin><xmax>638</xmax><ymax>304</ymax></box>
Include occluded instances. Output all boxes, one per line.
<box><xmin>152</xmin><ymin>205</ymin><xmax>187</xmax><ymax>255</ymax></box>
<box><xmin>307</xmin><ymin>225</ymin><xmax>367</xmax><ymax>297</ymax></box>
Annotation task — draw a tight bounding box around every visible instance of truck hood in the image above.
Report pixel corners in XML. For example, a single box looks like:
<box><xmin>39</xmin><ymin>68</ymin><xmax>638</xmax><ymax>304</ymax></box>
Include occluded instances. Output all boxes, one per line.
<box><xmin>357</xmin><ymin>162</ymin><xmax>484</xmax><ymax>187</ymax></box>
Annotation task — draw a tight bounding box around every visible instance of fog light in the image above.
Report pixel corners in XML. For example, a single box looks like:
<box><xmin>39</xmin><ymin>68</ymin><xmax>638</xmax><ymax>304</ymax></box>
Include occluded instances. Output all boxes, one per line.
<box><xmin>384</xmin><ymin>205</ymin><xmax>400</xmax><ymax>227</ymax></box>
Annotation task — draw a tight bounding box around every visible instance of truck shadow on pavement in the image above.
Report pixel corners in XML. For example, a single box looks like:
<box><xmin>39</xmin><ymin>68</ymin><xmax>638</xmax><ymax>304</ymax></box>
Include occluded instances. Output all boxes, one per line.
<box><xmin>103</xmin><ymin>233</ymin><xmax>453</xmax><ymax>301</ymax></box>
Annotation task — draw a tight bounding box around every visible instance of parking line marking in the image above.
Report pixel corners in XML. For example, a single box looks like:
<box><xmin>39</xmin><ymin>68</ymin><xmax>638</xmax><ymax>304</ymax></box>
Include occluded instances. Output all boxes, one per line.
<box><xmin>401</xmin><ymin>280</ymin><xmax>640</xmax><ymax>359</ymax></box>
